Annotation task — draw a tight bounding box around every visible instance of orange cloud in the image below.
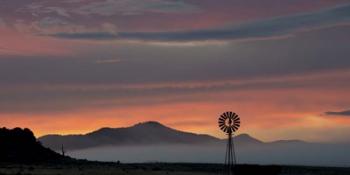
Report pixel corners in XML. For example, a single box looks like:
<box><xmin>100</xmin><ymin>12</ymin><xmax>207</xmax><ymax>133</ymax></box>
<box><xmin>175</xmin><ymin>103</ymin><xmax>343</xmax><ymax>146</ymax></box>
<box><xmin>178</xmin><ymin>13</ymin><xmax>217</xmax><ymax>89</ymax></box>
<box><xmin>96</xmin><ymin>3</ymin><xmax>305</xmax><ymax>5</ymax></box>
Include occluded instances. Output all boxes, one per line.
<box><xmin>1</xmin><ymin>70</ymin><xmax>350</xmax><ymax>142</ymax></box>
<box><xmin>2</xmin><ymin>85</ymin><xmax>350</xmax><ymax>142</ymax></box>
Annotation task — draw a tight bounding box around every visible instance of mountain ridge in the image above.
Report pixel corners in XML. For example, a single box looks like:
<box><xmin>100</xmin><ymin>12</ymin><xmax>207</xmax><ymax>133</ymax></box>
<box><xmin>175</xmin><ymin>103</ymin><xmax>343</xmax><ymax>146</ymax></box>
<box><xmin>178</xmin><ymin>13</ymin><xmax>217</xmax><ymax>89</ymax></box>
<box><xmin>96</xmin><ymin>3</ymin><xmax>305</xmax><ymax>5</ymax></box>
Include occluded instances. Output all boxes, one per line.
<box><xmin>39</xmin><ymin>121</ymin><xmax>263</xmax><ymax>150</ymax></box>
<box><xmin>38</xmin><ymin>121</ymin><xmax>350</xmax><ymax>166</ymax></box>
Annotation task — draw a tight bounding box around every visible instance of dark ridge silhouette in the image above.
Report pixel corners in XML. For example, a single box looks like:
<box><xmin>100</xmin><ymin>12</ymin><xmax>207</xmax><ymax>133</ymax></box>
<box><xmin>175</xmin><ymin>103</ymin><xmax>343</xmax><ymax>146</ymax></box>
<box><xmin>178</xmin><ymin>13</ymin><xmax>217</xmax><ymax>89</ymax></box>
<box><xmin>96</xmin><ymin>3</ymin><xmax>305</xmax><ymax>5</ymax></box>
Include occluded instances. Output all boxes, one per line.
<box><xmin>39</xmin><ymin>121</ymin><xmax>289</xmax><ymax>151</ymax></box>
<box><xmin>0</xmin><ymin>127</ymin><xmax>72</xmax><ymax>163</ymax></box>
<box><xmin>39</xmin><ymin>121</ymin><xmax>223</xmax><ymax>150</ymax></box>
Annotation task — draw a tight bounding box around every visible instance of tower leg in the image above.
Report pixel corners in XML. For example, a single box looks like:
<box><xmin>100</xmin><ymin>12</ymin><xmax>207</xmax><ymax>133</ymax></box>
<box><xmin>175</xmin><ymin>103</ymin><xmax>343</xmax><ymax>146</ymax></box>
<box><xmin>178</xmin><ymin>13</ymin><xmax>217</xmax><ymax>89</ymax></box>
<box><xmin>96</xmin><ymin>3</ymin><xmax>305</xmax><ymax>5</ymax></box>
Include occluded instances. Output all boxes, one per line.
<box><xmin>224</xmin><ymin>133</ymin><xmax>235</xmax><ymax>175</ymax></box>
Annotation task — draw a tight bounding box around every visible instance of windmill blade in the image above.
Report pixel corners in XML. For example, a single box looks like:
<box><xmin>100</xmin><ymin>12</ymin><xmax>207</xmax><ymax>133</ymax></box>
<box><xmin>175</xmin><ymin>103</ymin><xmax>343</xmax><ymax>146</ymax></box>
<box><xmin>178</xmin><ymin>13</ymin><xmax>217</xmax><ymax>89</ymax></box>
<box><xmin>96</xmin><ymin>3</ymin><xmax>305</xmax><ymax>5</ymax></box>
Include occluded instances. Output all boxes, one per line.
<box><xmin>218</xmin><ymin>121</ymin><xmax>225</xmax><ymax>125</ymax></box>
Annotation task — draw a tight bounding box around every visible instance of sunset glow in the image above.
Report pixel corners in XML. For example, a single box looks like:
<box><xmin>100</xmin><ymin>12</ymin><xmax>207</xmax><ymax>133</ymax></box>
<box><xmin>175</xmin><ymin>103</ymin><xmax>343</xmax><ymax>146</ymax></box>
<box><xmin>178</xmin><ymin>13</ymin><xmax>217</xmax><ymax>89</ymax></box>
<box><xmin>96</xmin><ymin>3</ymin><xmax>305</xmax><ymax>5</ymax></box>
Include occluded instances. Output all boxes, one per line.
<box><xmin>1</xmin><ymin>0</ymin><xmax>350</xmax><ymax>144</ymax></box>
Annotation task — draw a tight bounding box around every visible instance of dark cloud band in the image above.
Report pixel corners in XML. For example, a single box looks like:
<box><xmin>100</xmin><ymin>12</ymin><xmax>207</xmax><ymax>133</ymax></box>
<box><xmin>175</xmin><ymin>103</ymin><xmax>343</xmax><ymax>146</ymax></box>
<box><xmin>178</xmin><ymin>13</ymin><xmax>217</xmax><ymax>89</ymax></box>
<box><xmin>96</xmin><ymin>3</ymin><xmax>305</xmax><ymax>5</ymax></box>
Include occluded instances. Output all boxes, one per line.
<box><xmin>50</xmin><ymin>4</ymin><xmax>350</xmax><ymax>42</ymax></box>
<box><xmin>325</xmin><ymin>110</ymin><xmax>350</xmax><ymax>116</ymax></box>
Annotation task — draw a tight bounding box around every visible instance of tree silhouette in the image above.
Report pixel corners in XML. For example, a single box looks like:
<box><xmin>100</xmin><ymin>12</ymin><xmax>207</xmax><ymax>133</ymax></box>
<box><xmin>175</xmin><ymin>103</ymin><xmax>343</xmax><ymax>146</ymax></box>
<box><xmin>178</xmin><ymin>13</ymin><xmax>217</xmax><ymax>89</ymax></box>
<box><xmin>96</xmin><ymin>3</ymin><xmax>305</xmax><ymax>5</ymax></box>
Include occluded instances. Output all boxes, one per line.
<box><xmin>0</xmin><ymin>127</ymin><xmax>69</xmax><ymax>163</ymax></box>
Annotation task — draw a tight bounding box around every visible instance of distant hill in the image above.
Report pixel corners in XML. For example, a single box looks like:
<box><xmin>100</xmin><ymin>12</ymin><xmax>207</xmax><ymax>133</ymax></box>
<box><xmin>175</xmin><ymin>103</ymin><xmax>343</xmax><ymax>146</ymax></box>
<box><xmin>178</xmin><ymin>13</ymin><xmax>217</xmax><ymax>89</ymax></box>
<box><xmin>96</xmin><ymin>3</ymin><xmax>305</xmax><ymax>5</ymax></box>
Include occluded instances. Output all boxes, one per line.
<box><xmin>39</xmin><ymin>121</ymin><xmax>308</xmax><ymax>151</ymax></box>
<box><xmin>0</xmin><ymin>127</ymin><xmax>70</xmax><ymax>163</ymax></box>
<box><xmin>39</xmin><ymin>121</ymin><xmax>226</xmax><ymax>150</ymax></box>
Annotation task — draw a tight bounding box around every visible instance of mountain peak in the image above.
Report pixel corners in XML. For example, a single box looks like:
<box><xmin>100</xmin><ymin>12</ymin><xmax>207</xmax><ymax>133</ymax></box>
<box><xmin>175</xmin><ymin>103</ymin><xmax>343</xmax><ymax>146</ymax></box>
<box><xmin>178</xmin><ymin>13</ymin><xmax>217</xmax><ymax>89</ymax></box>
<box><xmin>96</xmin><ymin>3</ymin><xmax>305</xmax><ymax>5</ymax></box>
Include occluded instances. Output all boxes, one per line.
<box><xmin>133</xmin><ymin>121</ymin><xmax>167</xmax><ymax>128</ymax></box>
<box><xmin>234</xmin><ymin>133</ymin><xmax>263</xmax><ymax>144</ymax></box>
<box><xmin>235</xmin><ymin>133</ymin><xmax>254</xmax><ymax>139</ymax></box>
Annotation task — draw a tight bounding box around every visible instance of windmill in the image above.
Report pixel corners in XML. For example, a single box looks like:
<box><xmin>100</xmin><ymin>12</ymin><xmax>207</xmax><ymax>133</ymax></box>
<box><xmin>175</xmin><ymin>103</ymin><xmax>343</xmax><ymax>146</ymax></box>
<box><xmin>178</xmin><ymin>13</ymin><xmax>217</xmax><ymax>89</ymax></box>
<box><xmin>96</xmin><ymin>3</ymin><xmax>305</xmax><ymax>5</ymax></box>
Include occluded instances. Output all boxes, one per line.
<box><xmin>218</xmin><ymin>111</ymin><xmax>240</xmax><ymax>175</ymax></box>
<box><xmin>61</xmin><ymin>144</ymin><xmax>65</xmax><ymax>156</ymax></box>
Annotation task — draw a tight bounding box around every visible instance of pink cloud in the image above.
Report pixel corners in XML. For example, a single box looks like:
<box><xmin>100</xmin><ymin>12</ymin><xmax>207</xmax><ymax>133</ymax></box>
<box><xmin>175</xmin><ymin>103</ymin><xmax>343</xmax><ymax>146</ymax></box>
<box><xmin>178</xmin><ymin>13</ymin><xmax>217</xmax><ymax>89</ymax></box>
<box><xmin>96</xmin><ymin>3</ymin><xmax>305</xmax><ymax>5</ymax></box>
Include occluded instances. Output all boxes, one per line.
<box><xmin>0</xmin><ymin>27</ymin><xmax>72</xmax><ymax>56</ymax></box>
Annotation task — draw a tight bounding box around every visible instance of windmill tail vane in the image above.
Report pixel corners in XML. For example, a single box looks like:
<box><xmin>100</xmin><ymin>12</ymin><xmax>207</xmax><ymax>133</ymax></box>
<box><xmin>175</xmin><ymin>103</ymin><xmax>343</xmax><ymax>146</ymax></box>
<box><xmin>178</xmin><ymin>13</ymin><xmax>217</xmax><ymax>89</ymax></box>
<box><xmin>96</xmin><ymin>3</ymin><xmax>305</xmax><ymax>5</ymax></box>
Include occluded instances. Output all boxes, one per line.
<box><xmin>218</xmin><ymin>111</ymin><xmax>240</xmax><ymax>175</ymax></box>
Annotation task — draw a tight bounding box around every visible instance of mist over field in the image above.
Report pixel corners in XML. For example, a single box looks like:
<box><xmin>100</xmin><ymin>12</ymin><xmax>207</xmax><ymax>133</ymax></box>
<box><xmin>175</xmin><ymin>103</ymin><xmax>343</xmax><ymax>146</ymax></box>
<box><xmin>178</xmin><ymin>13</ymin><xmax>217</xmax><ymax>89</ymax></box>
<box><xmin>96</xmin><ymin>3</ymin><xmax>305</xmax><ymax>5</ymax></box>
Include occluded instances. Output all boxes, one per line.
<box><xmin>68</xmin><ymin>143</ymin><xmax>350</xmax><ymax>167</ymax></box>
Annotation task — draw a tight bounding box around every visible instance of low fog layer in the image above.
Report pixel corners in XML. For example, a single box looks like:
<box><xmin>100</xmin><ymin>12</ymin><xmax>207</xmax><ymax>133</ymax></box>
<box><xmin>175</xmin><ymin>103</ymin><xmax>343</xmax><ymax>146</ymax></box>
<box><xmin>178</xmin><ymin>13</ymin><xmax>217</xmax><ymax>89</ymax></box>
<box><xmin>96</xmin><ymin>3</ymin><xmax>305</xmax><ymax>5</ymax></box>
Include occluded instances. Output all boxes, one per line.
<box><xmin>68</xmin><ymin>143</ymin><xmax>350</xmax><ymax>167</ymax></box>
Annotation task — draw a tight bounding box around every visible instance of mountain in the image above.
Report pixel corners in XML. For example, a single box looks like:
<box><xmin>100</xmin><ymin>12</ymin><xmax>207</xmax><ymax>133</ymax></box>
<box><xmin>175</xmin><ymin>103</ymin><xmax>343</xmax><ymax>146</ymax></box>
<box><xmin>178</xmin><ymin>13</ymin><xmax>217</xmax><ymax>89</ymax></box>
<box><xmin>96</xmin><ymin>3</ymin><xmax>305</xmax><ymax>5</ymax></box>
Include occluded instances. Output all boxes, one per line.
<box><xmin>39</xmin><ymin>121</ymin><xmax>226</xmax><ymax>150</ymax></box>
<box><xmin>0</xmin><ymin>127</ymin><xmax>70</xmax><ymax>163</ymax></box>
<box><xmin>38</xmin><ymin>122</ymin><xmax>350</xmax><ymax>166</ymax></box>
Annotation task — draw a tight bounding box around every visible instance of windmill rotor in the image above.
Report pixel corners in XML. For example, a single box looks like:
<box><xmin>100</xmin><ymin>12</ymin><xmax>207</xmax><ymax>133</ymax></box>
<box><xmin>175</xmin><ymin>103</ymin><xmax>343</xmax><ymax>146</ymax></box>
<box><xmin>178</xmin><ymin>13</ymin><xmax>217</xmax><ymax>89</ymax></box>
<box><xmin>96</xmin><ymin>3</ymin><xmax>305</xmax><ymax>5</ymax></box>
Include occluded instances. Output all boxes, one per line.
<box><xmin>218</xmin><ymin>111</ymin><xmax>240</xmax><ymax>134</ymax></box>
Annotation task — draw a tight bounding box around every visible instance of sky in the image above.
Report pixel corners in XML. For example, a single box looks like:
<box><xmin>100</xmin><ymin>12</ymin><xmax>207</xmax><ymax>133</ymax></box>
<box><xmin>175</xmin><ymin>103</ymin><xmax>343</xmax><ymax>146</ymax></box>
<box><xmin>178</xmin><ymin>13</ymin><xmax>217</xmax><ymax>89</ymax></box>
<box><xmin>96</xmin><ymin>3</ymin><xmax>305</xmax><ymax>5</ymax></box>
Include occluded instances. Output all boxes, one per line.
<box><xmin>1</xmin><ymin>0</ymin><xmax>350</xmax><ymax>143</ymax></box>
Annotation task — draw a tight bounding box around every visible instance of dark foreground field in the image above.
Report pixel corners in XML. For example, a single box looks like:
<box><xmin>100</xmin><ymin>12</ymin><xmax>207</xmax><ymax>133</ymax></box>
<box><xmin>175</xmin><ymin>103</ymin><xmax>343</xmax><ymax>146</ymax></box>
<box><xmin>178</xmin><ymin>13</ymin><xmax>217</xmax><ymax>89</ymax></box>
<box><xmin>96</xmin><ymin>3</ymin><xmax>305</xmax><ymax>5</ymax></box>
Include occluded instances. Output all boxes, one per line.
<box><xmin>0</xmin><ymin>163</ymin><xmax>349</xmax><ymax>175</ymax></box>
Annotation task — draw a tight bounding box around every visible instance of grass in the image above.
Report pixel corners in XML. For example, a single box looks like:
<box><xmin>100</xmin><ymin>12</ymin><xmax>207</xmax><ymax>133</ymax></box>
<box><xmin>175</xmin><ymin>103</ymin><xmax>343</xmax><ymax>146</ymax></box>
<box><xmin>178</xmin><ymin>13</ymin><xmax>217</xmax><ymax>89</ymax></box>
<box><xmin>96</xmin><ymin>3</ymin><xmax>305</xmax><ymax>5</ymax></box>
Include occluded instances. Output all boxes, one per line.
<box><xmin>0</xmin><ymin>163</ymin><xmax>349</xmax><ymax>175</ymax></box>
